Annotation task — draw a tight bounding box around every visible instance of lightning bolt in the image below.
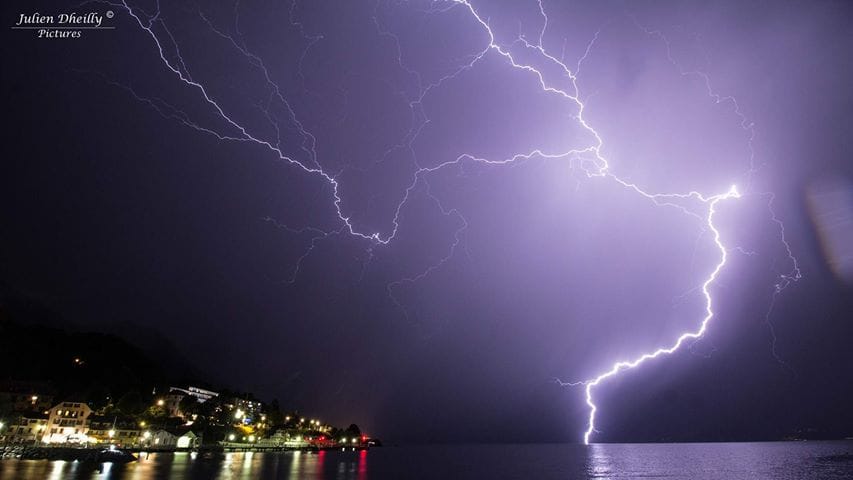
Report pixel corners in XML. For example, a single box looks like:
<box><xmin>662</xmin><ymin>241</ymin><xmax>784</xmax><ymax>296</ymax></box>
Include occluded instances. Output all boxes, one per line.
<box><xmin>387</xmin><ymin>0</ymin><xmax>798</xmax><ymax>444</ymax></box>
<box><xmin>580</xmin><ymin>186</ymin><xmax>740</xmax><ymax>445</ymax></box>
<box><xmin>98</xmin><ymin>0</ymin><xmax>800</xmax><ymax>444</ymax></box>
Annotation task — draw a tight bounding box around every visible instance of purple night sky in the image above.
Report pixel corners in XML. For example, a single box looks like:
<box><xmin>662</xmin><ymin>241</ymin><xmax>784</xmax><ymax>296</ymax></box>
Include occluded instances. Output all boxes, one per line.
<box><xmin>2</xmin><ymin>0</ymin><xmax>852</xmax><ymax>442</ymax></box>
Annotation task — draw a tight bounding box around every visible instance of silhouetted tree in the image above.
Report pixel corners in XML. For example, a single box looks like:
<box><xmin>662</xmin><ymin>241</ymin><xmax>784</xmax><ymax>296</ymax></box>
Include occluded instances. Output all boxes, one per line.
<box><xmin>266</xmin><ymin>398</ymin><xmax>284</xmax><ymax>425</ymax></box>
<box><xmin>179</xmin><ymin>395</ymin><xmax>198</xmax><ymax>417</ymax></box>
<box><xmin>345</xmin><ymin>424</ymin><xmax>361</xmax><ymax>437</ymax></box>
<box><xmin>116</xmin><ymin>391</ymin><xmax>144</xmax><ymax>415</ymax></box>
<box><xmin>86</xmin><ymin>385</ymin><xmax>111</xmax><ymax>411</ymax></box>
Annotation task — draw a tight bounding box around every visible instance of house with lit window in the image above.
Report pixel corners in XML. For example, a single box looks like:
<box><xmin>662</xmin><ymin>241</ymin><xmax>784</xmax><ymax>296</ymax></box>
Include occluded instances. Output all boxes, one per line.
<box><xmin>42</xmin><ymin>401</ymin><xmax>92</xmax><ymax>444</ymax></box>
<box><xmin>87</xmin><ymin>416</ymin><xmax>142</xmax><ymax>446</ymax></box>
<box><xmin>114</xmin><ymin>428</ymin><xmax>142</xmax><ymax>446</ymax></box>
<box><xmin>0</xmin><ymin>380</ymin><xmax>54</xmax><ymax>413</ymax></box>
<box><xmin>0</xmin><ymin>412</ymin><xmax>48</xmax><ymax>444</ymax></box>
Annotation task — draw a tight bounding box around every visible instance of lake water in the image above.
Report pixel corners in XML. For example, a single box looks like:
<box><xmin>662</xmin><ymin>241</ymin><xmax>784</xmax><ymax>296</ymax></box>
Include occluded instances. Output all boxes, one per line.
<box><xmin>1</xmin><ymin>442</ymin><xmax>851</xmax><ymax>479</ymax></box>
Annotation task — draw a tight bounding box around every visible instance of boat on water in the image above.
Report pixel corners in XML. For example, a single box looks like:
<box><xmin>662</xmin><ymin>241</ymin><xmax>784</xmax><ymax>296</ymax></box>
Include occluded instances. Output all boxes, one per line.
<box><xmin>95</xmin><ymin>447</ymin><xmax>137</xmax><ymax>463</ymax></box>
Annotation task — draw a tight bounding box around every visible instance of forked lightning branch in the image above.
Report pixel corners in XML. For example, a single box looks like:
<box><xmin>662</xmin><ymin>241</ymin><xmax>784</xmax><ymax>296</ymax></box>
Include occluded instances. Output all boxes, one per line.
<box><xmin>102</xmin><ymin>0</ymin><xmax>800</xmax><ymax>444</ymax></box>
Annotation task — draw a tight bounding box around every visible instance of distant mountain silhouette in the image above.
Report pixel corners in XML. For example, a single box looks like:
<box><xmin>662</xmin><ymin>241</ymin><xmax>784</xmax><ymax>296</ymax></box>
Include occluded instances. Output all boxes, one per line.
<box><xmin>0</xmin><ymin>286</ymin><xmax>207</xmax><ymax>404</ymax></box>
<box><xmin>83</xmin><ymin>318</ymin><xmax>205</xmax><ymax>386</ymax></box>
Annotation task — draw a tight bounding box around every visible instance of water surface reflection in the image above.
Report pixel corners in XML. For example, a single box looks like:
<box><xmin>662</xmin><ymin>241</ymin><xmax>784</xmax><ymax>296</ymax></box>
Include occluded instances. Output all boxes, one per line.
<box><xmin>0</xmin><ymin>450</ymin><xmax>369</xmax><ymax>480</ymax></box>
<box><xmin>1</xmin><ymin>442</ymin><xmax>851</xmax><ymax>479</ymax></box>
<box><xmin>586</xmin><ymin>441</ymin><xmax>853</xmax><ymax>479</ymax></box>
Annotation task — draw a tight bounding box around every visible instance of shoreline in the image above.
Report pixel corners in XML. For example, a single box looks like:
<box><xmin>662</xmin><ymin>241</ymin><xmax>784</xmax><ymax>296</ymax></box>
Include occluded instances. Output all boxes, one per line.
<box><xmin>0</xmin><ymin>444</ymin><xmax>370</xmax><ymax>462</ymax></box>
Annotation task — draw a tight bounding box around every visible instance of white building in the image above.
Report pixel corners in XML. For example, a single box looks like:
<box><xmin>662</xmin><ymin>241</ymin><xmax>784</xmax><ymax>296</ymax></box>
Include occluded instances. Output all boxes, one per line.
<box><xmin>176</xmin><ymin>430</ymin><xmax>199</xmax><ymax>449</ymax></box>
<box><xmin>150</xmin><ymin>429</ymin><xmax>178</xmax><ymax>447</ymax></box>
<box><xmin>169</xmin><ymin>386</ymin><xmax>218</xmax><ymax>403</ymax></box>
<box><xmin>43</xmin><ymin>402</ymin><xmax>92</xmax><ymax>444</ymax></box>
<box><xmin>0</xmin><ymin>413</ymin><xmax>48</xmax><ymax>444</ymax></box>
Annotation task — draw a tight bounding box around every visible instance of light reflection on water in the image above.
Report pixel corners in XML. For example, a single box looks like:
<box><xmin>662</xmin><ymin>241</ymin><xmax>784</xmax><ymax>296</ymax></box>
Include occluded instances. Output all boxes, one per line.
<box><xmin>0</xmin><ymin>442</ymin><xmax>851</xmax><ymax>479</ymax></box>
<box><xmin>0</xmin><ymin>449</ymin><xmax>370</xmax><ymax>480</ymax></box>
<box><xmin>586</xmin><ymin>441</ymin><xmax>853</xmax><ymax>479</ymax></box>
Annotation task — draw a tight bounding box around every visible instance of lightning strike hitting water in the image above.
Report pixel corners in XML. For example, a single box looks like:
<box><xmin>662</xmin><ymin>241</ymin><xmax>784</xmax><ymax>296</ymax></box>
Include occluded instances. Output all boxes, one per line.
<box><xmin>101</xmin><ymin>0</ymin><xmax>800</xmax><ymax>444</ymax></box>
<box><xmin>579</xmin><ymin>186</ymin><xmax>740</xmax><ymax>445</ymax></box>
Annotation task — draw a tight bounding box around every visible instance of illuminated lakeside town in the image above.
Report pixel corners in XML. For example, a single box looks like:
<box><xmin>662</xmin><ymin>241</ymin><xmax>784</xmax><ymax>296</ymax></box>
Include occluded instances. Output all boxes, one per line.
<box><xmin>0</xmin><ymin>382</ymin><xmax>375</xmax><ymax>459</ymax></box>
<box><xmin>0</xmin><ymin>318</ymin><xmax>377</xmax><ymax>460</ymax></box>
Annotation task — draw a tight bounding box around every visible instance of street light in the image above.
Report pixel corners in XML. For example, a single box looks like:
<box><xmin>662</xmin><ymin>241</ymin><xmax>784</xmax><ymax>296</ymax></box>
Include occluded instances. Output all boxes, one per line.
<box><xmin>228</xmin><ymin>434</ymin><xmax>236</xmax><ymax>441</ymax></box>
<box><xmin>156</xmin><ymin>399</ymin><xmax>165</xmax><ymax>407</ymax></box>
